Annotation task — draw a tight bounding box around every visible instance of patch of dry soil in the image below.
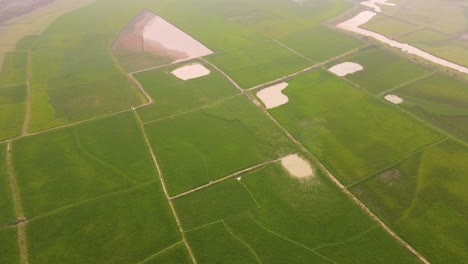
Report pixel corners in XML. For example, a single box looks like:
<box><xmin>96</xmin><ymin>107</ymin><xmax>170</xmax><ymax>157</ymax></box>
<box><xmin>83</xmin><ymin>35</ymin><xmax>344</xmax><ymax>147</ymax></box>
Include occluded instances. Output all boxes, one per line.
<box><xmin>280</xmin><ymin>154</ymin><xmax>314</xmax><ymax>178</ymax></box>
<box><xmin>171</xmin><ymin>63</ymin><xmax>211</xmax><ymax>80</ymax></box>
<box><xmin>328</xmin><ymin>62</ymin><xmax>364</xmax><ymax>77</ymax></box>
<box><xmin>256</xmin><ymin>82</ymin><xmax>289</xmax><ymax>109</ymax></box>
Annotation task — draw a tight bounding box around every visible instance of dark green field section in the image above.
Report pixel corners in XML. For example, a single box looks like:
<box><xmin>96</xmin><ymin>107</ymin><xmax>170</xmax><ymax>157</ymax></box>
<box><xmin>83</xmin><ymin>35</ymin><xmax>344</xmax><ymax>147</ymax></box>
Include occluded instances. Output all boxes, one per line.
<box><xmin>0</xmin><ymin>84</ymin><xmax>26</xmax><ymax>140</ymax></box>
<box><xmin>0</xmin><ymin>144</ymin><xmax>15</xmax><ymax>224</ymax></box>
<box><xmin>12</xmin><ymin>112</ymin><xmax>156</xmax><ymax>217</ymax></box>
<box><xmin>207</xmin><ymin>40</ymin><xmax>311</xmax><ymax>89</ymax></box>
<box><xmin>0</xmin><ymin>51</ymin><xmax>27</xmax><ymax>87</ymax></box>
<box><xmin>316</xmin><ymin>228</ymin><xmax>421</xmax><ymax>264</ymax></box>
<box><xmin>186</xmin><ymin>222</ymin><xmax>260</xmax><ymax>264</ymax></box>
<box><xmin>140</xmin><ymin>243</ymin><xmax>192</xmax><ymax>264</ymax></box>
<box><xmin>145</xmin><ymin>96</ymin><xmax>298</xmax><ymax>196</ymax></box>
<box><xmin>135</xmin><ymin>61</ymin><xmax>239</xmax><ymax>123</ymax></box>
<box><xmin>226</xmin><ymin>214</ymin><xmax>331</xmax><ymax>264</ymax></box>
<box><xmin>27</xmin><ymin>182</ymin><xmax>181</xmax><ymax>264</ymax></box>
<box><xmin>393</xmin><ymin>73</ymin><xmax>468</xmax><ymax>142</ymax></box>
<box><xmin>278</xmin><ymin>26</ymin><xmax>364</xmax><ymax>62</ymax></box>
<box><xmin>352</xmin><ymin>140</ymin><xmax>468</xmax><ymax>264</ymax></box>
<box><xmin>265</xmin><ymin>69</ymin><xmax>443</xmax><ymax>185</ymax></box>
<box><xmin>266</xmin><ymin>69</ymin><xmax>366</xmax><ymax>124</ymax></box>
<box><xmin>0</xmin><ymin>227</ymin><xmax>19</xmax><ymax>264</ymax></box>
<box><xmin>173</xmin><ymin>179</ymin><xmax>258</xmax><ymax>230</ymax></box>
<box><xmin>327</xmin><ymin>47</ymin><xmax>432</xmax><ymax>94</ymax></box>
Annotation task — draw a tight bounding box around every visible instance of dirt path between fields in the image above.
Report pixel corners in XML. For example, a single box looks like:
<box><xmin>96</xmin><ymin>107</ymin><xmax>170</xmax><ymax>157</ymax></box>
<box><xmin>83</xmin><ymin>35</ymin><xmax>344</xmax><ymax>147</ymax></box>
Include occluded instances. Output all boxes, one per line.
<box><xmin>21</xmin><ymin>50</ymin><xmax>32</xmax><ymax>136</ymax></box>
<box><xmin>6</xmin><ymin>142</ymin><xmax>29</xmax><ymax>264</ymax></box>
<box><xmin>133</xmin><ymin>111</ymin><xmax>197</xmax><ymax>264</ymax></box>
<box><xmin>202</xmin><ymin>55</ymin><xmax>431</xmax><ymax>264</ymax></box>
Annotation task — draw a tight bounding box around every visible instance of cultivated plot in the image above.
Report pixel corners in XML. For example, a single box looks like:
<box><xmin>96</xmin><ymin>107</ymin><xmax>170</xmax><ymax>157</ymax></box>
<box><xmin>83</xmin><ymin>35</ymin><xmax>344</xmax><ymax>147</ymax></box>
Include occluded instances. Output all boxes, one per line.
<box><xmin>0</xmin><ymin>227</ymin><xmax>19</xmax><ymax>264</ymax></box>
<box><xmin>140</xmin><ymin>243</ymin><xmax>192</xmax><ymax>264</ymax></box>
<box><xmin>326</xmin><ymin>47</ymin><xmax>432</xmax><ymax>94</ymax></box>
<box><xmin>144</xmin><ymin>96</ymin><xmax>298</xmax><ymax>196</ymax></box>
<box><xmin>207</xmin><ymin>40</ymin><xmax>311</xmax><ymax>88</ymax></box>
<box><xmin>173</xmin><ymin>179</ymin><xmax>258</xmax><ymax>230</ymax></box>
<box><xmin>284</xmin><ymin>96</ymin><xmax>444</xmax><ymax>185</ymax></box>
<box><xmin>262</xmin><ymin>69</ymin><xmax>365</xmax><ymax>124</ymax></box>
<box><xmin>0</xmin><ymin>51</ymin><xmax>27</xmax><ymax>87</ymax></box>
<box><xmin>13</xmin><ymin>112</ymin><xmax>156</xmax><ymax>217</ymax></box>
<box><xmin>27</xmin><ymin>182</ymin><xmax>181</xmax><ymax>264</ymax></box>
<box><xmin>278</xmin><ymin>26</ymin><xmax>365</xmax><ymax>62</ymax></box>
<box><xmin>135</xmin><ymin>61</ymin><xmax>239</xmax><ymax>123</ymax></box>
<box><xmin>0</xmin><ymin>84</ymin><xmax>26</xmax><ymax>140</ymax></box>
<box><xmin>352</xmin><ymin>140</ymin><xmax>468</xmax><ymax>264</ymax></box>
<box><xmin>361</xmin><ymin>14</ymin><xmax>418</xmax><ymax>37</ymax></box>
<box><xmin>26</xmin><ymin>0</ymin><xmax>165</xmax><ymax>132</ymax></box>
<box><xmin>393</xmin><ymin>73</ymin><xmax>468</xmax><ymax>142</ymax></box>
<box><xmin>0</xmin><ymin>144</ymin><xmax>15</xmax><ymax>224</ymax></box>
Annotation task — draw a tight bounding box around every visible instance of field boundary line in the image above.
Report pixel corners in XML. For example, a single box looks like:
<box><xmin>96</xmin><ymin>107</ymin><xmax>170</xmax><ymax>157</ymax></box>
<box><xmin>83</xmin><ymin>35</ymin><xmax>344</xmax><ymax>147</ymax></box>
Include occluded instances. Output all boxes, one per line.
<box><xmin>377</xmin><ymin>71</ymin><xmax>436</xmax><ymax>97</ymax></box>
<box><xmin>238</xmin><ymin>179</ymin><xmax>261</xmax><ymax>208</ymax></box>
<box><xmin>170</xmin><ymin>158</ymin><xmax>280</xmax><ymax>200</ymax></box>
<box><xmin>248</xmin><ymin>213</ymin><xmax>337</xmax><ymax>264</ymax></box>
<box><xmin>135</xmin><ymin>241</ymin><xmax>183</xmax><ymax>264</ymax></box>
<box><xmin>0</xmin><ymin>82</ymin><xmax>26</xmax><ymax>89</ymax></box>
<box><xmin>272</xmin><ymin>39</ymin><xmax>316</xmax><ymax>63</ymax></box>
<box><xmin>246</xmin><ymin>44</ymin><xmax>371</xmax><ymax>91</ymax></box>
<box><xmin>29</xmin><ymin>180</ymin><xmax>158</xmax><ymax>222</ymax></box>
<box><xmin>347</xmin><ymin>137</ymin><xmax>449</xmax><ymax>188</ymax></box>
<box><xmin>223</xmin><ymin>221</ymin><xmax>263</xmax><ymax>264</ymax></box>
<box><xmin>143</xmin><ymin>94</ymin><xmax>242</xmax><ymax>126</ymax></box>
<box><xmin>21</xmin><ymin>50</ymin><xmax>32</xmax><ymax>136</ymax></box>
<box><xmin>133</xmin><ymin>110</ymin><xmax>198</xmax><ymax>264</ymax></box>
<box><xmin>312</xmin><ymin>226</ymin><xmax>377</xmax><ymax>251</ymax></box>
<box><xmin>6</xmin><ymin>142</ymin><xmax>29</xmax><ymax>264</ymax></box>
<box><xmin>205</xmin><ymin>57</ymin><xmax>430</xmax><ymax>264</ymax></box>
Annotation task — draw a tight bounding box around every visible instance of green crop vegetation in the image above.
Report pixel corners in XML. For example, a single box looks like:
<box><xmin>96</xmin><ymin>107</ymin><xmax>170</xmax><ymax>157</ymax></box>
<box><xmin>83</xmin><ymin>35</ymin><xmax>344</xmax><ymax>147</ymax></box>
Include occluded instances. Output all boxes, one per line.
<box><xmin>352</xmin><ymin>140</ymin><xmax>468</xmax><ymax>264</ymax></box>
<box><xmin>141</xmin><ymin>243</ymin><xmax>192</xmax><ymax>264</ymax></box>
<box><xmin>0</xmin><ymin>51</ymin><xmax>27</xmax><ymax>87</ymax></box>
<box><xmin>327</xmin><ymin>47</ymin><xmax>432</xmax><ymax>94</ymax></box>
<box><xmin>186</xmin><ymin>222</ymin><xmax>259</xmax><ymax>263</ymax></box>
<box><xmin>279</xmin><ymin>26</ymin><xmax>365</xmax><ymax>62</ymax></box>
<box><xmin>135</xmin><ymin>61</ymin><xmax>239</xmax><ymax>123</ymax></box>
<box><xmin>0</xmin><ymin>84</ymin><xmax>26</xmax><ymax>140</ymax></box>
<box><xmin>13</xmin><ymin>112</ymin><xmax>156</xmax><ymax>217</ymax></box>
<box><xmin>266</xmin><ymin>69</ymin><xmax>366</xmax><ymax>124</ymax></box>
<box><xmin>173</xmin><ymin>179</ymin><xmax>257</xmax><ymax>230</ymax></box>
<box><xmin>285</xmin><ymin>96</ymin><xmax>444</xmax><ymax>185</ymax></box>
<box><xmin>316</xmin><ymin>228</ymin><xmax>421</xmax><ymax>264</ymax></box>
<box><xmin>145</xmin><ymin>96</ymin><xmax>298</xmax><ymax>196</ymax></box>
<box><xmin>0</xmin><ymin>228</ymin><xmax>19</xmax><ymax>264</ymax></box>
<box><xmin>27</xmin><ymin>182</ymin><xmax>181</xmax><ymax>264</ymax></box>
<box><xmin>362</xmin><ymin>15</ymin><xmax>418</xmax><ymax>37</ymax></box>
<box><xmin>207</xmin><ymin>40</ymin><xmax>311</xmax><ymax>88</ymax></box>
<box><xmin>0</xmin><ymin>144</ymin><xmax>15</xmax><ymax>224</ymax></box>
<box><xmin>394</xmin><ymin>73</ymin><xmax>468</xmax><ymax>141</ymax></box>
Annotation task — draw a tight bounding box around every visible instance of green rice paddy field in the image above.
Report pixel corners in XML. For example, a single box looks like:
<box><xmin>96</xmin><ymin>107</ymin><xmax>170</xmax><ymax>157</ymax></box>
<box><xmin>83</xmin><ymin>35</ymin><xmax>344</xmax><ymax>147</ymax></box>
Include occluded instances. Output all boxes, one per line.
<box><xmin>0</xmin><ymin>0</ymin><xmax>466</xmax><ymax>263</ymax></box>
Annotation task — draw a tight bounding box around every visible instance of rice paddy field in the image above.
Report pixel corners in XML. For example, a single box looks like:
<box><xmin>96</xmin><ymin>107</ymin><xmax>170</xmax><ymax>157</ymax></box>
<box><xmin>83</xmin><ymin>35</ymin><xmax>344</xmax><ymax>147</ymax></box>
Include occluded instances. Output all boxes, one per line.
<box><xmin>0</xmin><ymin>0</ymin><xmax>466</xmax><ymax>263</ymax></box>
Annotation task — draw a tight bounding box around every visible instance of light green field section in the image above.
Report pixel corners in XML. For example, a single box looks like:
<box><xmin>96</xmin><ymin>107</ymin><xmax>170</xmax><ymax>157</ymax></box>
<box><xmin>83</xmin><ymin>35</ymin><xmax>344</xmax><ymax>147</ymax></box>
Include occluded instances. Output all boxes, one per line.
<box><xmin>352</xmin><ymin>140</ymin><xmax>468</xmax><ymax>264</ymax></box>
<box><xmin>0</xmin><ymin>84</ymin><xmax>26</xmax><ymax>140</ymax></box>
<box><xmin>145</xmin><ymin>96</ymin><xmax>298</xmax><ymax>196</ymax></box>
<box><xmin>397</xmin><ymin>29</ymin><xmax>468</xmax><ymax>68</ymax></box>
<box><xmin>186</xmin><ymin>222</ymin><xmax>259</xmax><ymax>264</ymax></box>
<box><xmin>394</xmin><ymin>73</ymin><xmax>468</xmax><ymax>142</ymax></box>
<box><xmin>327</xmin><ymin>47</ymin><xmax>432</xmax><ymax>94</ymax></box>
<box><xmin>316</xmin><ymin>228</ymin><xmax>421</xmax><ymax>264</ymax></box>
<box><xmin>278</xmin><ymin>26</ymin><xmax>365</xmax><ymax>62</ymax></box>
<box><xmin>173</xmin><ymin>179</ymin><xmax>258</xmax><ymax>230</ymax></box>
<box><xmin>0</xmin><ymin>144</ymin><xmax>15</xmax><ymax>224</ymax></box>
<box><xmin>13</xmin><ymin>112</ymin><xmax>156</xmax><ymax>217</ymax></box>
<box><xmin>284</xmin><ymin>96</ymin><xmax>444</xmax><ymax>185</ymax></box>
<box><xmin>266</xmin><ymin>69</ymin><xmax>366</xmax><ymax>124</ymax></box>
<box><xmin>135</xmin><ymin>61</ymin><xmax>239</xmax><ymax>123</ymax></box>
<box><xmin>0</xmin><ymin>228</ymin><xmax>19</xmax><ymax>264</ymax></box>
<box><xmin>140</xmin><ymin>243</ymin><xmax>191</xmax><ymax>264</ymax></box>
<box><xmin>27</xmin><ymin>0</ymin><xmax>163</xmax><ymax>132</ymax></box>
<box><xmin>0</xmin><ymin>51</ymin><xmax>27</xmax><ymax>87</ymax></box>
<box><xmin>27</xmin><ymin>182</ymin><xmax>181</xmax><ymax>264</ymax></box>
<box><xmin>361</xmin><ymin>15</ymin><xmax>418</xmax><ymax>37</ymax></box>
<box><xmin>207</xmin><ymin>40</ymin><xmax>311</xmax><ymax>88</ymax></box>
<box><xmin>226</xmin><ymin>214</ymin><xmax>331</xmax><ymax>264</ymax></box>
